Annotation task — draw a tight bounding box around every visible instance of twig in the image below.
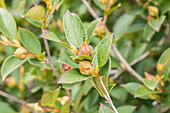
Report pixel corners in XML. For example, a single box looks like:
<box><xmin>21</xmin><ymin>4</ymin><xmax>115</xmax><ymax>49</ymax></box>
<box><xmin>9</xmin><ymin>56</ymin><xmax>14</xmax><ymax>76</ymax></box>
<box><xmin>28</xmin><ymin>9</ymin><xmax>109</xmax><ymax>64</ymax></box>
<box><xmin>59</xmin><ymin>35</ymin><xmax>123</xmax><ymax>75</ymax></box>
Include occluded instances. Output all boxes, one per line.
<box><xmin>161</xmin><ymin>105</ymin><xmax>170</xmax><ymax>113</ymax></box>
<box><xmin>99</xmin><ymin>78</ymin><xmax>118</xmax><ymax>113</ymax></box>
<box><xmin>111</xmin><ymin>44</ymin><xmax>144</xmax><ymax>82</ymax></box>
<box><xmin>41</xmin><ymin>9</ymin><xmax>60</xmax><ymax>79</ymax></box>
<box><xmin>0</xmin><ymin>90</ymin><xmax>26</xmax><ymax>105</ymax></box>
<box><xmin>81</xmin><ymin>0</ymin><xmax>99</xmax><ymax>19</ymax></box>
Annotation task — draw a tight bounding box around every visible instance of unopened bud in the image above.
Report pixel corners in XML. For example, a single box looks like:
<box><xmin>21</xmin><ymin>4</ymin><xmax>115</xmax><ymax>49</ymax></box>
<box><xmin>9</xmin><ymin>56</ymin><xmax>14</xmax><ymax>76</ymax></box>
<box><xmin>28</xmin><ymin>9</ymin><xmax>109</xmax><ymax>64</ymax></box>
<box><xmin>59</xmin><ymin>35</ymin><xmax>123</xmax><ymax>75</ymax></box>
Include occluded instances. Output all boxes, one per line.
<box><xmin>78</xmin><ymin>41</ymin><xmax>93</xmax><ymax>57</ymax></box>
<box><xmin>61</xmin><ymin>63</ymin><xmax>72</xmax><ymax>71</ymax></box>
<box><xmin>1</xmin><ymin>35</ymin><xmax>9</xmax><ymax>43</ymax></box>
<box><xmin>79</xmin><ymin>61</ymin><xmax>94</xmax><ymax>75</ymax></box>
<box><xmin>70</xmin><ymin>43</ymin><xmax>78</xmax><ymax>55</ymax></box>
<box><xmin>157</xmin><ymin>63</ymin><xmax>165</xmax><ymax>71</ymax></box>
<box><xmin>5</xmin><ymin>77</ymin><xmax>17</xmax><ymax>88</ymax></box>
<box><xmin>13</xmin><ymin>48</ymin><xmax>27</xmax><ymax>60</ymax></box>
<box><xmin>99</xmin><ymin>0</ymin><xmax>109</xmax><ymax>5</ymax></box>
<box><xmin>96</xmin><ymin>23</ymin><xmax>107</xmax><ymax>38</ymax></box>
<box><xmin>13</xmin><ymin>39</ymin><xmax>20</xmax><ymax>46</ymax></box>
<box><xmin>148</xmin><ymin>6</ymin><xmax>159</xmax><ymax>17</ymax></box>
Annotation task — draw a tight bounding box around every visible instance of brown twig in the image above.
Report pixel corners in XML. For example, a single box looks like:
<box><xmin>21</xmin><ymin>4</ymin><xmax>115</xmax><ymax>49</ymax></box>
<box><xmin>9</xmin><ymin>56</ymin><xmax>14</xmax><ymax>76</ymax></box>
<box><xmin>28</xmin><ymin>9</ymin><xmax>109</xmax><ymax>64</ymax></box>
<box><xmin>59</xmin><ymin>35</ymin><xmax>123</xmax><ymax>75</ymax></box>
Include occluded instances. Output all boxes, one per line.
<box><xmin>41</xmin><ymin>8</ymin><xmax>60</xmax><ymax>79</ymax></box>
<box><xmin>0</xmin><ymin>90</ymin><xmax>26</xmax><ymax>105</ymax></box>
<box><xmin>81</xmin><ymin>0</ymin><xmax>99</xmax><ymax>19</ymax></box>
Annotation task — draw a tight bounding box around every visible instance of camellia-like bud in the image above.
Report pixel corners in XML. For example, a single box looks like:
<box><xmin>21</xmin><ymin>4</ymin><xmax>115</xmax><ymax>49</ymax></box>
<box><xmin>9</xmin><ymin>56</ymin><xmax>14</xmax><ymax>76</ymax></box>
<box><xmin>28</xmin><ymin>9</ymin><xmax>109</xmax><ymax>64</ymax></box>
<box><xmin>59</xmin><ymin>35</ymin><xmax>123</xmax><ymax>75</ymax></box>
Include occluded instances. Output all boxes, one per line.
<box><xmin>96</xmin><ymin>22</ymin><xmax>107</xmax><ymax>38</ymax></box>
<box><xmin>5</xmin><ymin>77</ymin><xmax>17</xmax><ymax>88</ymax></box>
<box><xmin>99</xmin><ymin>0</ymin><xmax>109</xmax><ymax>5</ymax></box>
<box><xmin>13</xmin><ymin>48</ymin><xmax>27</xmax><ymax>60</ymax></box>
<box><xmin>79</xmin><ymin>61</ymin><xmax>94</xmax><ymax>75</ymax></box>
<box><xmin>148</xmin><ymin>6</ymin><xmax>159</xmax><ymax>17</ymax></box>
<box><xmin>78</xmin><ymin>41</ymin><xmax>93</xmax><ymax>57</ymax></box>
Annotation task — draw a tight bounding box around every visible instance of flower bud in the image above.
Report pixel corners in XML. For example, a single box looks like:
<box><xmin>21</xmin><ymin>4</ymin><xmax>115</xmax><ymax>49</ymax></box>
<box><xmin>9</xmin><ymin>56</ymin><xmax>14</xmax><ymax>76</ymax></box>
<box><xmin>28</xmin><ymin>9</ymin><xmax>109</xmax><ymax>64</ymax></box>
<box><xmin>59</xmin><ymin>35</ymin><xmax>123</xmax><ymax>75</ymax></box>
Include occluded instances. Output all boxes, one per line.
<box><xmin>78</xmin><ymin>41</ymin><xmax>93</xmax><ymax>57</ymax></box>
<box><xmin>1</xmin><ymin>35</ymin><xmax>9</xmax><ymax>43</ymax></box>
<box><xmin>99</xmin><ymin>0</ymin><xmax>109</xmax><ymax>5</ymax></box>
<box><xmin>79</xmin><ymin>61</ymin><xmax>94</xmax><ymax>75</ymax></box>
<box><xmin>148</xmin><ymin>6</ymin><xmax>159</xmax><ymax>17</ymax></box>
<box><xmin>5</xmin><ymin>77</ymin><xmax>17</xmax><ymax>88</ymax></box>
<box><xmin>96</xmin><ymin>22</ymin><xmax>107</xmax><ymax>38</ymax></box>
<box><xmin>61</xmin><ymin>63</ymin><xmax>72</xmax><ymax>71</ymax></box>
<box><xmin>13</xmin><ymin>48</ymin><xmax>27</xmax><ymax>60</ymax></box>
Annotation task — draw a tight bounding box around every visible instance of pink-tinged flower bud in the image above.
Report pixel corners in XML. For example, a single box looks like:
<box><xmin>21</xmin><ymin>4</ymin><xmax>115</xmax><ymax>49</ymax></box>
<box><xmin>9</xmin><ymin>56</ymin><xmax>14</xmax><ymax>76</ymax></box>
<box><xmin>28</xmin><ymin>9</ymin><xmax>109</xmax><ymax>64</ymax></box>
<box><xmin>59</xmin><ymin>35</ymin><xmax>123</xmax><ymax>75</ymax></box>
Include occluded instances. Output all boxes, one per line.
<box><xmin>78</xmin><ymin>41</ymin><xmax>93</xmax><ymax>57</ymax></box>
<box><xmin>13</xmin><ymin>48</ymin><xmax>27</xmax><ymax>60</ymax></box>
<box><xmin>79</xmin><ymin>61</ymin><xmax>94</xmax><ymax>75</ymax></box>
<box><xmin>5</xmin><ymin>77</ymin><xmax>17</xmax><ymax>88</ymax></box>
<box><xmin>148</xmin><ymin>6</ymin><xmax>159</xmax><ymax>17</ymax></box>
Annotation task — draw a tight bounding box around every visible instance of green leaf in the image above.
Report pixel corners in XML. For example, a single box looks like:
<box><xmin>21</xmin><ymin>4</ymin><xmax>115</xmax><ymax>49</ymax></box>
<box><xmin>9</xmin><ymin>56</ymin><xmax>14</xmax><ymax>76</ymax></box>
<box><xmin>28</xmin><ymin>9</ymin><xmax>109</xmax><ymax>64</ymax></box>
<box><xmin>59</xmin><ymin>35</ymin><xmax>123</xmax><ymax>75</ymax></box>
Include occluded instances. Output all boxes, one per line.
<box><xmin>110</xmin><ymin>87</ymin><xmax>127</xmax><ymax>101</ymax></box>
<box><xmin>128</xmin><ymin>43</ymin><xmax>147</xmax><ymax>63</ymax></box>
<box><xmin>71</xmin><ymin>55</ymin><xmax>92</xmax><ymax>64</ymax></box>
<box><xmin>126</xmin><ymin>22</ymin><xmax>145</xmax><ymax>33</ymax></box>
<box><xmin>0</xmin><ymin>101</ymin><xmax>16</xmax><ymax>113</ymax></box>
<box><xmin>20</xmin><ymin>9</ymin><xmax>43</xmax><ymax>27</ymax></box>
<box><xmin>1</xmin><ymin>55</ymin><xmax>28</xmax><ymax>81</ymax></box>
<box><xmin>0</xmin><ymin>0</ymin><xmax>6</xmax><ymax>9</ymax></box>
<box><xmin>97</xmin><ymin>34</ymin><xmax>113</xmax><ymax>67</ymax></box>
<box><xmin>60</xmin><ymin>100</ymin><xmax>71</xmax><ymax>113</ymax></box>
<box><xmin>87</xmin><ymin>18</ymin><xmax>101</xmax><ymax>43</ymax></box>
<box><xmin>58</xmin><ymin>68</ymin><xmax>93</xmax><ymax>84</ymax></box>
<box><xmin>135</xmin><ymin>86</ymin><xmax>160</xmax><ymax>98</ymax></box>
<box><xmin>143</xmin><ymin>24</ymin><xmax>156</xmax><ymax>41</ymax></box>
<box><xmin>41</xmin><ymin>30</ymin><xmax>72</xmax><ymax>51</ymax></box>
<box><xmin>63</xmin><ymin>10</ymin><xmax>87</xmax><ymax>48</ymax></box>
<box><xmin>157</xmin><ymin>48</ymin><xmax>170</xmax><ymax>79</ymax></box>
<box><xmin>143</xmin><ymin>79</ymin><xmax>159</xmax><ymax>91</ymax></box>
<box><xmin>148</xmin><ymin>15</ymin><xmax>166</xmax><ymax>32</ymax></box>
<box><xmin>19</xmin><ymin>28</ymin><xmax>41</xmax><ymax>55</ymax></box>
<box><xmin>113</xmin><ymin>14</ymin><xmax>135</xmax><ymax>38</ymax></box>
<box><xmin>121</xmin><ymin>82</ymin><xmax>142</xmax><ymax>95</ymax></box>
<box><xmin>98</xmin><ymin>58</ymin><xmax>111</xmax><ymax>77</ymax></box>
<box><xmin>57</xmin><ymin>58</ymin><xmax>79</xmax><ymax>68</ymax></box>
<box><xmin>0</xmin><ymin>8</ymin><xmax>17</xmax><ymax>39</ymax></box>
<box><xmin>41</xmin><ymin>87</ymin><xmax>61</xmax><ymax>107</ymax></box>
<box><xmin>117</xmin><ymin>105</ymin><xmax>136</xmax><ymax>113</ymax></box>
<box><xmin>99</xmin><ymin>103</ymin><xmax>114</xmax><ymax>113</ymax></box>
<box><xmin>159</xmin><ymin>0</ymin><xmax>170</xmax><ymax>14</ymax></box>
<box><xmin>24</xmin><ymin>5</ymin><xmax>45</xmax><ymax>19</ymax></box>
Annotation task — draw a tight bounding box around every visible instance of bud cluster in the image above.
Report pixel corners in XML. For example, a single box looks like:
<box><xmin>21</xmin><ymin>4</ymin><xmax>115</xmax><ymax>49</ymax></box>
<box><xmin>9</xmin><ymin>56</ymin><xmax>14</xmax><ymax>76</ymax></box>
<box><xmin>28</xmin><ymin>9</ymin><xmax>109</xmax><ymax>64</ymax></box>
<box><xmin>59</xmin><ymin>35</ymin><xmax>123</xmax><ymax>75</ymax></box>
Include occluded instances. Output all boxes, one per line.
<box><xmin>13</xmin><ymin>48</ymin><xmax>28</xmax><ymax>60</ymax></box>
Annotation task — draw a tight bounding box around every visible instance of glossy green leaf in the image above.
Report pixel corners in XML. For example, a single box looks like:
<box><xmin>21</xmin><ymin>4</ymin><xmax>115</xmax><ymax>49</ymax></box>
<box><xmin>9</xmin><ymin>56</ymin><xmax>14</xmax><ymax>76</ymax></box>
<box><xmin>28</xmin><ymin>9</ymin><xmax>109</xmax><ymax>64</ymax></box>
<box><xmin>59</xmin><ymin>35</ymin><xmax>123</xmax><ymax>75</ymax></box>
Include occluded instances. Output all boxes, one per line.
<box><xmin>135</xmin><ymin>86</ymin><xmax>160</xmax><ymax>98</ymax></box>
<box><xmin>20</xmin><ymin>9</ymin><xmax>43</xmax><ymax>27</ymax></box>
<box><xmin>113</xmin><ymin>14</ymin><xmax>135</xmax><ymax>38</ymax></box>
<box><xmin>128</xmin><ymin>43</ymin><xmax>147</xmax><ymax>63</ymax></box>
<box><xmin>97</xmin><ymin>34</ymin><xmax>113</xmax><ymax>67</ymax></box>
<box><xmin>41</xmin><ymin>30</ymin><xmax>72</xmax><ymax>50</ymax></box>
<box><xmin>143</xmin><ymin>24</ymin><xmax>156</xmax><ymax>41</ymax></box>
<box><xmin>87</xmin><ymin>18</ymin><xmax>101</xmax><ymax>43</ymax></box>
<box><xmin>63</xmin><ymin>10</ymin><xmax>87</xmax><ymax>48</ymax></box>
<box><xmin>19</xmin><ymin>28</ymin><xmax>41</xmax><ymax>55</ymax></box>
<box><xmin>41</xmin><ymin>87</ymin><xmax>61</xmax><ymax>107</ymax></box>
<box><xmin>57</xmin><ymin>58</ymin><xmax>79</xmax><ymax>68</ymax></box>
<box><xmin>0</xmin><ymin>8</ymin><xmax>17</xmax><ymax>39</ymax></box>
<box><xmin>148</xmin><ymin>15</ymin><xmax>166</xmax><ymax>32</ymax></box>
<box><xmin>121</xmin><ymin>82</ymin><xmax>142</xmax><ymax>95</ymax></box>
<box><xmin>157</xmin><ymin>48</ymin><xmax>170</xmax><ymax>79</ymax></box>
<box><xmin>117</xmin><ymin>105</ymin><xmax>136</xmax><ymax>113</ymax></box>
<box><xmin>1</xmin><ymin>55</ymin><xmax>28</xmax><ymax>81</ymax></box>
<box><xmin>58</xmin><ymin>68</ymin><xmax>93</xmax><ymax>84</ymax></box>
<box><xmin>99</xmin><ymin>103</ymin><xmax>114</xmax><ymax>113</ymax></box>
<box><xmin>143</xmin><ymin>79</ymin><xmax>159</xmax><ymax>91</ymax></box>
<box><xmin>24</xmin><ymin>5</ymin><xmax>45</xmax><ymax>19</ymax></box>
<box><xmin>159</xmin><ymin>0</ymin><xmax>170</xmax><ymax>14</ymax></box>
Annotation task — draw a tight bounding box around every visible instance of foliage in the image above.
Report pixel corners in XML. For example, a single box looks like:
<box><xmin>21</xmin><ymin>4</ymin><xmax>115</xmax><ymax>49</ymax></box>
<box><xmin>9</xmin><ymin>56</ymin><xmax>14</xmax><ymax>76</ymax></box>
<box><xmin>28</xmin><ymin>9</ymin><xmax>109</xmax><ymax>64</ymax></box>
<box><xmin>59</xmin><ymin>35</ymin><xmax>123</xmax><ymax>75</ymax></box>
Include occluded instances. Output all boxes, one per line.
<box><xmin>0</xmin><ymin>0</ymin><xmax>170</xmax><ymax>113</ymax></box>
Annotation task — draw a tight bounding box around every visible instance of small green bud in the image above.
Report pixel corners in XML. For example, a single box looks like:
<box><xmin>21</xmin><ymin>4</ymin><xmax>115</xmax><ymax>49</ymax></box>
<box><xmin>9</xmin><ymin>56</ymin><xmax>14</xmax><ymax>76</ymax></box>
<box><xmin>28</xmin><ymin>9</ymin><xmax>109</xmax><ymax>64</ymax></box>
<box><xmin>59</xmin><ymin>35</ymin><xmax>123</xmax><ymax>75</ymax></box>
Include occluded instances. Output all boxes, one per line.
<box><xmin>79</xmin><ymin>61</ymin><xmax>94</xmax><ymax>75</ymax></box>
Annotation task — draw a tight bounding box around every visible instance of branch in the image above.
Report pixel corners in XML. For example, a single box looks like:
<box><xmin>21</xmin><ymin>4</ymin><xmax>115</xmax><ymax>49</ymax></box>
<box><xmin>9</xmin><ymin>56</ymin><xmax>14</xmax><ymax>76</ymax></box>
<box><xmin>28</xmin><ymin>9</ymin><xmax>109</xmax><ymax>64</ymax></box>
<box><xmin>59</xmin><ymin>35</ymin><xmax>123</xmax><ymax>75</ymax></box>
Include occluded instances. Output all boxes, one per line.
<box><xmin>81</xmin><ymin>0</ymin><xmax>99</xmax><ymax>19</ymax></box>
<box><xmin>99</xmin><ymin>78</ymin><xmax>118</xmax><ymax>113</ymax></box>
<box><xmin>111</xmin><ymin>44</ymin><xmax>144</xmax><ymax>82</ymax></box>
<box><xmin>0</xmin><ymin>90</ymin><xmax>26</xmax><ymax>105</ymax></box>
